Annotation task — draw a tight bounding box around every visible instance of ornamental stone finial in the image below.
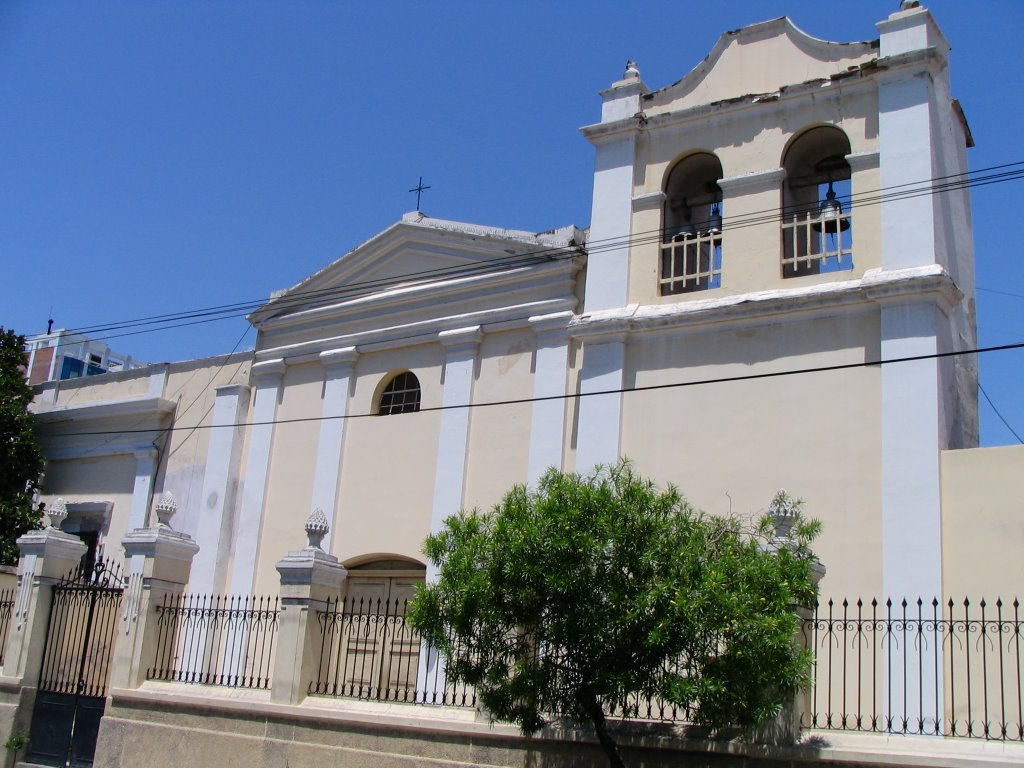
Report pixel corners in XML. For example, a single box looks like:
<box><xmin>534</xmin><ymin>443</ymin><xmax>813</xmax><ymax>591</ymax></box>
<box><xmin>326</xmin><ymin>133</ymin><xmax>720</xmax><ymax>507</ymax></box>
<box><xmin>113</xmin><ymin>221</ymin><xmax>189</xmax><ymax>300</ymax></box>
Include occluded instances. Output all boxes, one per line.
<box><xmin>154</xmin><ymin>491</ymin><xmax>177</xmax><ymax>527</ymax></box>
<box><xmin>47</xmin><ymin>498</ymin><xmax>68</xmax><ymax>530</ymax></box>
<box><xmin>768</xmin><ymin>489</ymin><xmax>798</xmax><ymax>541</ymax></box>
<box><xmin>305</xmin><ymin>508</ymin><xmax>329</xmax><ymax>550</ymax></box>
<box><xmin>624</xmin><ymin>60</ymin><xmax>640</xmax><ymax>80</ymax></box>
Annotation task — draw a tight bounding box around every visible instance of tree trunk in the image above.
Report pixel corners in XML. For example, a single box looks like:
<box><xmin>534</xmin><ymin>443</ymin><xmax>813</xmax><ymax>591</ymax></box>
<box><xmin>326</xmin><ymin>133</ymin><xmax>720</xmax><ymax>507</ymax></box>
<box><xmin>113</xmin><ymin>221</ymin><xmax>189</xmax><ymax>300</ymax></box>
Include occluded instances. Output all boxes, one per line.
<box><xmin>586</xmin><ymin>697</ymin><xmax>626</xmax><ymax>768</ymax></box>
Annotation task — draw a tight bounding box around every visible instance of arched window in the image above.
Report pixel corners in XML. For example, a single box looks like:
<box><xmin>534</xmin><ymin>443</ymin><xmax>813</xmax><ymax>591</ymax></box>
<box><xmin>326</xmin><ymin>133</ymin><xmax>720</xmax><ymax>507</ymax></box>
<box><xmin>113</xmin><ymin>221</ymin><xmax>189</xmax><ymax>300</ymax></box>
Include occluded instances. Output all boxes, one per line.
<box><xmin>377</xmin><ymin>371</ymin><xmax>421</xmax><ymax>415</ymax></box>
<box><xmin>781</xmin><ymin>126</ymin><xmax>853</xmax><ymax>277</ymax></box>
<box><xmin>661</xmin><ymin>152</ymin><xmax>724</xmax><ymax>295</ymax></box>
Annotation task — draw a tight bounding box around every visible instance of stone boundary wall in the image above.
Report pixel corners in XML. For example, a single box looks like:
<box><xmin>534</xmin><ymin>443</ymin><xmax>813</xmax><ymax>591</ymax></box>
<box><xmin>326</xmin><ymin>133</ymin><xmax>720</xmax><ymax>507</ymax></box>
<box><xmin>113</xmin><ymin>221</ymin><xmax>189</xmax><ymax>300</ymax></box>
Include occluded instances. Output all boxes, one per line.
<box><xmin>93</xmin><ymin>683</ymin><xmax>1024</xmax><ymax>768</ymax></box>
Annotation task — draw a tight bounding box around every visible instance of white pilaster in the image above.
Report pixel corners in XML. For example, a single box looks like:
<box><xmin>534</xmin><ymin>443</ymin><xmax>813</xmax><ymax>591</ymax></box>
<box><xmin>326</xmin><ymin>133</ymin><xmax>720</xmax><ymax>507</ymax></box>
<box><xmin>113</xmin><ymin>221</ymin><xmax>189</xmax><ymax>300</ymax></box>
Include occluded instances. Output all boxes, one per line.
<box><xmin>420</xmin><ymin>327</ymin><xmax>481</xmax><ymax>704</ymax></box>
<box><xmin>876</xmin><ymin>7</ymin><xmax>948</xmax><ymax>271</ymax></box>
<box><xmin>586</xmin><ymin>133</ymin><xmax>637</xmax><ymax>311</ymax></box>
<box><xmin>228</xmin><ymin>358</ymin><xmax>286</xmax><ymax>595</ymax></box>
<box><xmin>527</xmin><ymin>312</ymin><xmax>572</xmax><ymax>484</ymax></box>
<box><xmin>583</xmin><ymin>68</ymin><xmax>647</xmax><ymax>313</ymax></box>
<box><xmin>574</xmin><ymin>329</ymin><xmax>627</xmax><ymax>474</ymax></box>
<box><xmin>128</xmin><ymin>448</ymin><xmax>158</xmax><ymax>530</ymax></box>
<box><xmin>880</xmin><ymin>299</ymin><xmax>943</xmax><ymax>732</ymax></box>
<box><xmin>189</xmin><ymin>383</ymin><xmax>251</xmax><ymax>596</ymax></box>
<box><xmin>311</xmin><ymin>347</ymin><xmax>359</xmax><ymax>554</ymax></box>
<box><xmin>428</xmin><ymin>327</ymin><xmax>481</xmax><ymax>558</ymax></box>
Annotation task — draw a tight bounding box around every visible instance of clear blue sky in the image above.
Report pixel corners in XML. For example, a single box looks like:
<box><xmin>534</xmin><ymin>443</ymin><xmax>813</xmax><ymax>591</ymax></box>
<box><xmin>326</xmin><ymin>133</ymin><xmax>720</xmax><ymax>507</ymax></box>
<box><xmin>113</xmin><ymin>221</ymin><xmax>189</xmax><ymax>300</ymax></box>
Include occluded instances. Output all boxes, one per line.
<box><xmin>2</xmin><ymin>1</ymin><xmax>1022</xmax><ymax>446</ymax></box>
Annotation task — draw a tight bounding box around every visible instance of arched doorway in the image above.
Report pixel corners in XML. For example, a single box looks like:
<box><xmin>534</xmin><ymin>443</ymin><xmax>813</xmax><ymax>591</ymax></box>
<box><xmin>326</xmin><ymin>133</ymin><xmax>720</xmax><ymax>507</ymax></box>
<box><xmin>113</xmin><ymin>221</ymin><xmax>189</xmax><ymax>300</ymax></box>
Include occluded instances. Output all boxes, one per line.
<box><xmin>331</xmin><ymin>558</ymin><xmax>426</xmax><ymax>701</ymax></box>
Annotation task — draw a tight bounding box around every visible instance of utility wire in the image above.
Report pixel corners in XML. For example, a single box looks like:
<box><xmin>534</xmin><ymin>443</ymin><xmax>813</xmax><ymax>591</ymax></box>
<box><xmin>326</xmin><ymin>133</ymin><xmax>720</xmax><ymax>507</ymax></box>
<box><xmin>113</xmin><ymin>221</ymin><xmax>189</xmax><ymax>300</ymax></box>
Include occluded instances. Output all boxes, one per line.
<box><xmin>978</xmin><ymin>381</ymin><xmax>1024</xmax><ymax>445</ymax></box>
<box><xmin>44</xmin><ymin>341</ymin><xmax>1024</xmax><ymax>438</ymax></box>
<box><xmin>165</xmin><ymin>325</ymin><xmax>255</xmax><ymax>459</ymax></box>
<box><xmin>40</xmin><ymin>160</ymin><xmax>1024</xmax><ymax>349</ymax></box>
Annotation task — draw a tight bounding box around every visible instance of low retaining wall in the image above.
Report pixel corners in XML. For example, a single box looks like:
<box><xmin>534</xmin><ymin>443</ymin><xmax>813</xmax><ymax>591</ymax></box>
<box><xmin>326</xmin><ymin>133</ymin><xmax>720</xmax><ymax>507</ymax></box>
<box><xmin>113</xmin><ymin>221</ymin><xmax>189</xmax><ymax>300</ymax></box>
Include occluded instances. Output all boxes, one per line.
<box><xmin>93</xmin><ymin>683</ymin><xmax>1024</xmax><ymax>768</ymax></box>
<box><xmin>96</xmin><ymin>684</ymin><xmax>685</xmax><ymax>768</ymax></box>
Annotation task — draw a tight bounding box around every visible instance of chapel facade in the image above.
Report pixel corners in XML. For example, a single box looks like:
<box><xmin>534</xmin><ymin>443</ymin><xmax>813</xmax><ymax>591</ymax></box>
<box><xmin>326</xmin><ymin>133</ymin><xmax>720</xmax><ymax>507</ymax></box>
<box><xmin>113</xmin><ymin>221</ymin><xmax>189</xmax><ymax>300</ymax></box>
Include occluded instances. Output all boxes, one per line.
<box><xmin>29</xmin><ymin>5</ymin><xmax>1017</xmax><ymax>630</ymax></box>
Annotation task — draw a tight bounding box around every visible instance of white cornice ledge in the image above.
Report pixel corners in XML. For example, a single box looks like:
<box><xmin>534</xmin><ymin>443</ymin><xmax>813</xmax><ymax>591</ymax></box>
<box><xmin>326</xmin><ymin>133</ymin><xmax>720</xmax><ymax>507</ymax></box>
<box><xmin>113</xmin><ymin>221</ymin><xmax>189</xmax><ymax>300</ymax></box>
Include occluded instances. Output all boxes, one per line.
<box><xmin>571</xmin><ymin>266</ymin><xmax>960</xmax><ymax>335</ymax></box>
<box><xmin>631</xmin><ymin>191</ymin><xmax>666</xmax><ymax>211</ymax></box>
<box><xmin>33</xmin><ymin>396</ymin><xmax>176</xmax><ymax>424</ymax></box>
<box><xmin>258</xmin><ymin>257</ymin><xmax>580</xmax><ymax>334</ymax></box>
<box><xmin>254</xmin><ymin>297</ymin><xmax>577</xmax><ymax>363</ymax></box>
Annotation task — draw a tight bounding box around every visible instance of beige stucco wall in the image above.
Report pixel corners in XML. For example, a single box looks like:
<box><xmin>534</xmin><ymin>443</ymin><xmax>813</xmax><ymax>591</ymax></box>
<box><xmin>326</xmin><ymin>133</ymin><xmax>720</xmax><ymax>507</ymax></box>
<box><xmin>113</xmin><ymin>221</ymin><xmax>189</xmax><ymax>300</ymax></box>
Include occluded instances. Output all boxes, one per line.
<box><xmin>940</xmin><ymin>445</ymin><xmax>1024</xmax><ymax>599</ymax></box>
<box><xmin>39</xmin><ymin>455</ymin><xmax>137</xmax><ymax>556</ymax></box>
<box><xmin>158</xmin><ymin>354</ymin><xmax>252</xmax><ymax>540</ymax></box>
<box><xmin>252</xmin><ymin>361</ymin><xmax>323</xmax><ymax>595</ymax></box>
<box><xmin>332</xmin><ymin>343</ymin><xmax>444</xmax><ymax>571</ymax></box>
<box><xmin>463</xmin><ymin>328</ymin><xmax>535</xmax><ymax>512</ymax></box>
<box><xmin>645</xmin><ymin>22</ymin><xmax>875</xmax><ymax>117</ymax></box>
<box><xmin>620</xmin><ymin>309</ymin><xmax>883</xmax><ymax>601</ymax></box>
<box><xmin>35</xmin><ymin>368</ymin><xmax>155</xmax><ymax>407</ymax></box>
<box><xmin>30</xmin><ymin>354</ymin><xmax>251</xmax><ymax>574</ymax></box>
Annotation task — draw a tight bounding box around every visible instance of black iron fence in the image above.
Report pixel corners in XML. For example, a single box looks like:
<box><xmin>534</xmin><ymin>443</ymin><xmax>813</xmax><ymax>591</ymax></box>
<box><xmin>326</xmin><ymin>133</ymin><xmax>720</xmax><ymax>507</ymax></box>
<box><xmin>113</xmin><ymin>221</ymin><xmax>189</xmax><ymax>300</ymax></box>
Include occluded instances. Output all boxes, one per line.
<box><xmin>148</xmin><ymin>594</ymin><xmax>279</xmax><ymax>690</ymax></box>
<box><xmin>0</xmin><ymin>587</ymin><xmax>14</xmax><ymax>666</ymax></box>
<box><xmin>309</xmin><ymin>596</ymin><xmax>476</xmax><ymax>707</ymax></box>
<box><xmin>309</xmin><ymin>597</ymin><xmax>702</xmax><ymax>722</ymax></box>
<box><xmin>142</xmin><ymin>589</ymin><xmax>1024</xmax><ymax>742</ymax></box>
<box><xmin>802</xmin><ymin>597</ymin><xmax>1024</xmax><ymax>740</ymax></box>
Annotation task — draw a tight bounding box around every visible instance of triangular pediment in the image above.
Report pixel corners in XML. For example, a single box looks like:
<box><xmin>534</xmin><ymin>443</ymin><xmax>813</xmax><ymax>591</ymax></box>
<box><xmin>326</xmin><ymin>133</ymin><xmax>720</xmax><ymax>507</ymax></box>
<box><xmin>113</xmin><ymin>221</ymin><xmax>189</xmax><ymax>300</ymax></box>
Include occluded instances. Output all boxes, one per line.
<box><xmin>249</xmin><ymin>214</ymin><xmax>584</xmax><ymax>358</ymax></box>
<box><xmin>645</xmin><ymin>17</ymin><xmax>876</xmax><ymax>115</ymax></box>
<box><xmin>253</xmin><ymin>214</ymin><xmax>578</xmax><ymax>321</ymax></box>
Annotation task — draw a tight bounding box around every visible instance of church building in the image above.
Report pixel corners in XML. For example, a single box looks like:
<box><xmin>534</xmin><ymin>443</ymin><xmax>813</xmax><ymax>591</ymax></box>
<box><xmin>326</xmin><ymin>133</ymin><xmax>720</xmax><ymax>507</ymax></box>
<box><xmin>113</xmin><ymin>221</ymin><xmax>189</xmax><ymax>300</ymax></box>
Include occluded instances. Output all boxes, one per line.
<box><xmin>29</xmin><ymin>3</ymin><xmax>1019</xmax><ymax>633</ymax></box>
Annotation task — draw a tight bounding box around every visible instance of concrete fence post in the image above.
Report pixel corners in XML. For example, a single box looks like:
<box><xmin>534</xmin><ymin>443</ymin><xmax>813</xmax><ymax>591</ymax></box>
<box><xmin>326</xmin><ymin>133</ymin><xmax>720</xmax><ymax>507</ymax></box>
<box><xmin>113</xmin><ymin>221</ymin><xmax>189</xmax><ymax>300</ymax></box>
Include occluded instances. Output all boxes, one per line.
<box><xmin>1</xmin><ymin>505</ymin><xmax>87</xmax><ymax>685</ymax></box>
<box><xmin>109</xmin><ymin>493</ymin><xmax>199</xmax><ymax>691</ymax></box>
<box><xmin>753</xmin><ymin>490</ymin><xmax>826</xmax><ymax>745</ymax></box>
<box><xmin>0</xmin><ymin>504</ymin><xmax>87</xmax><ymax>747</ymax></box>
<box><xmin>272</xmin><ymin>509</ymin><xmax>347</xmax><ymax>705</ymax></box>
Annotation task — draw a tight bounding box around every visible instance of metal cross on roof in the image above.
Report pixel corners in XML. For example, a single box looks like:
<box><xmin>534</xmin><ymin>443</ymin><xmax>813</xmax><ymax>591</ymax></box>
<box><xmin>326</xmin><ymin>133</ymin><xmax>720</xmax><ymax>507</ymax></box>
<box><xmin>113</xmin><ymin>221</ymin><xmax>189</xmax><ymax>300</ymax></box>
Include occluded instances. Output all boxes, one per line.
<box><xmin>409</xmin><ymin>176</ymin><xmax>431</xmax><ymax>211</ymax></box>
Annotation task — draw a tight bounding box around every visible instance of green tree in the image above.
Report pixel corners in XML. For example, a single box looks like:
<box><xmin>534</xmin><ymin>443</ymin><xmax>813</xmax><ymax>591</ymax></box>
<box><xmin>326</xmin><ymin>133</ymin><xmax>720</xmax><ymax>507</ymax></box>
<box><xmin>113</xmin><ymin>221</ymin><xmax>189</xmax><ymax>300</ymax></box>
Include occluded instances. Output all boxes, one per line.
<box><xmin>409</xmin><ymin>462</ymin><xmax>820</xmax><ymax>768</ymax></box>
<box><xmin>0</xmin><ymin>328</ymin><xmax>45</xmax><ymax>565</ymax></box>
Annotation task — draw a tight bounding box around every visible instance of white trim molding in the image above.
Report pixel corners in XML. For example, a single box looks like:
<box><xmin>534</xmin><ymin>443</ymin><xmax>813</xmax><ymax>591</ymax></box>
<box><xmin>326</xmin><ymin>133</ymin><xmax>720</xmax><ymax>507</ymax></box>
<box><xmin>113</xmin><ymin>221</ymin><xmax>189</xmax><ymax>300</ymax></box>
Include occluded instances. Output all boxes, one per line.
<box><xmin>527</xmin><ymin>312</ymin><xmax>572</xmax><ymax>484</ymax></box>
<box><xmin>574</xmin><ymin>331</ymin><xmax>628</xmax><ymax>474</ymax></box>
<box><xmin>128</xmin><ymin>448</ymin><xmax>158</xmax><ymax>531</ymax></box>
<box><xmin>190</xmin><ymin>383</ymin><xmax>251</xmax><ymax>596</ymax></box>
<box><xmin>428</xmin><ymin>327</ymin><xmax>482</xmax><ymax>579</ymax></box>
<box><xmin>228</xmin><ymin>358</ymin><xmax>286</xmax><ymax>595</ymax></box>
<box><xmin>312</xmin><ymin>347</ymin><xmax>359</xmax><ymax>555</ymax></box>
<box><xmin>585</xmin><ymin>132</ymin><xmax>637</xmax><ymax>312</ymax></box>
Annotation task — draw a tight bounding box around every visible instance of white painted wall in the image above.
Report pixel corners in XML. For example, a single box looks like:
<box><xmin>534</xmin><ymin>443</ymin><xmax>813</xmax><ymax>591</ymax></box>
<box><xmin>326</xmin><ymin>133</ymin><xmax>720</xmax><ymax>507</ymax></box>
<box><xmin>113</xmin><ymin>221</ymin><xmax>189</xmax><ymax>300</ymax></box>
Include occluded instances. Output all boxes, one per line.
<box><xmin>573</xmin><ymin>333</ymin><xmax>626</xmax><ymax>474</ymax></box>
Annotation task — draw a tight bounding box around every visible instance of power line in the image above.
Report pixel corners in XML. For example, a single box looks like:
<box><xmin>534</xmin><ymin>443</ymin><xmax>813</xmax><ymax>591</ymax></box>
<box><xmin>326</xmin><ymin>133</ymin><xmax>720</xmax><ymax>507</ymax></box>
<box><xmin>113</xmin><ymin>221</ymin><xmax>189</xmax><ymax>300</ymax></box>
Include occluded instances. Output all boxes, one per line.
<box><xmin>978</xmin><ymin>381</ymin><xmax>1024</xmax><ymax>445</ymax></box>
<box><xmin>978</xmin><ymin>287</ymin><xmax>1024</xmax><ymax>302</ymax></box>
<box><xmin>38</xmin><ymin>160</ymin><xmax>1024</xmax><ymax>350</ymax></box>
<box><xmin>165</xmin><ymin>325</ymin><xmax>255</xmax><ymax>459</ymax></box>
<box><xmin>44</xmin><ymin>340</ymin><xmax>1024</xmax><ymax>438</ymax></box>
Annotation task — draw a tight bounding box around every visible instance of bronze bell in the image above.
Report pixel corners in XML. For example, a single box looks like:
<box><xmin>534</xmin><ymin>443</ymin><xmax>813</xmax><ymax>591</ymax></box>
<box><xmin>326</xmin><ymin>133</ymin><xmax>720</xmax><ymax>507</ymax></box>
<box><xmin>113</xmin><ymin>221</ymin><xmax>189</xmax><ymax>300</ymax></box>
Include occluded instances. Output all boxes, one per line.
<box><xmin>813</xmin><ymin>181</ymin><xmax>850</xmax><ymax>233</ymax></box>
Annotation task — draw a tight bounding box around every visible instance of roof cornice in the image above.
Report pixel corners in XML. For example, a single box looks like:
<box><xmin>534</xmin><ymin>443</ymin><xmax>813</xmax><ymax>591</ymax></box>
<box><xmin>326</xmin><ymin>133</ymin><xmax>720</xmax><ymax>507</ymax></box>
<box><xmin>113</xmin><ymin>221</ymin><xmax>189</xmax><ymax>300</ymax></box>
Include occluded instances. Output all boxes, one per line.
<box><xmin>32</xmin><ymin>395</ymin><xmax>176</xmax><ymax>424</ymax></box>
<box><xmin>259</xmin><ymin>254</ymin><xmax>580</xmax><ymax>332</ymax></box>
<box><xmin>570</xmin><ymin>266</ymin><xmax>961</xmax><ymax>338</ymax></box>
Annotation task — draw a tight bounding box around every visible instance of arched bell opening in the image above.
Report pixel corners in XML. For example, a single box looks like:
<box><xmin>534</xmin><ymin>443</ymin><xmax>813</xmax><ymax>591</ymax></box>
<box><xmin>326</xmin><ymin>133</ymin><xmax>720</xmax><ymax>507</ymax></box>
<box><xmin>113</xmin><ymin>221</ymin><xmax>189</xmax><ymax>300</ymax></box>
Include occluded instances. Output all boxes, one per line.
<box><xmin>661</xmin><ymin>152</ymin><xmax>724</xmax><ymax>295</ymax></box>
<box><xmin>781</xmin><ymin>126</ymin><xmax>854</xmax><ymax>277</ymax></box>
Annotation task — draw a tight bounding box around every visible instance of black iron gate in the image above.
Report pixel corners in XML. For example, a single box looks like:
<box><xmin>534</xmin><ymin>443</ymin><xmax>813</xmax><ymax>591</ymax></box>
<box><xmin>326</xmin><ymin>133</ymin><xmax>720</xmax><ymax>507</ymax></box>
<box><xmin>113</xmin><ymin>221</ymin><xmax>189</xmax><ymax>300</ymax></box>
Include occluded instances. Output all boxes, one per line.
<box><xmin>26</xmin><ymin>559</ymin><xmax>124</xmax><ymax>768</ymax></box>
